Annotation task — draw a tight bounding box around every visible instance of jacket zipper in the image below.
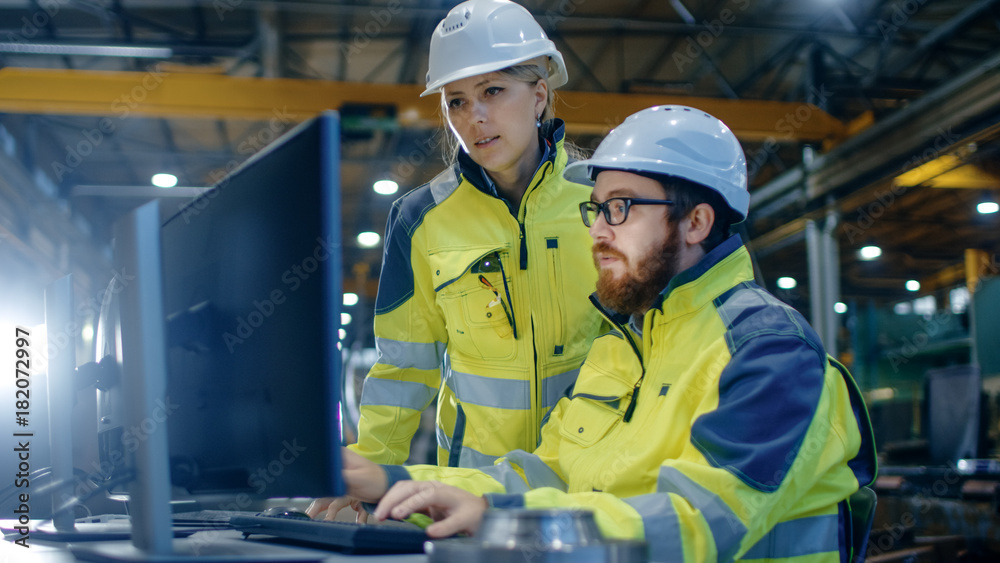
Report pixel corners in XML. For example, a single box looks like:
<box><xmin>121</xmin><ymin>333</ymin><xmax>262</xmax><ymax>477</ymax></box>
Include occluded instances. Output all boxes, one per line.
<box><xmin>518</xmin><ymin>160</ymin><xmax>553</xmax><ymax>271</ymax></box>
<box><xmin>546</xmin><ymin>238</ymin><xmax>564</xmax><ymax>355</ymax></box>
<box><xmin>519</xmin><ymin>223</ymin><xmax>528</xmax><ymax>270</ymax></box>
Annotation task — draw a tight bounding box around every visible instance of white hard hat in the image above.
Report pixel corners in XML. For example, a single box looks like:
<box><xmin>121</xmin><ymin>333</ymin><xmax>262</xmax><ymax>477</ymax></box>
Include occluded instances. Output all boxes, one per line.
<box><xmin>564</xmin><ymin>105</ymin><xmax>749</xmax><ymax>220</ymax></box>
<box><xmin>421</xmin><ymin>0</ymin><xmax>568</xmax><ymax>97</ymax></box>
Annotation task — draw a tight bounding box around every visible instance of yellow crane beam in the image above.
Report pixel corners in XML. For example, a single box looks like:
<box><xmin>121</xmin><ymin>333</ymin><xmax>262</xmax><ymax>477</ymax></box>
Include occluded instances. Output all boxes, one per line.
<box><xmin>0</xmin><ymin>67</ymin><xmax>845</xmax><ymax>142</ymax></box>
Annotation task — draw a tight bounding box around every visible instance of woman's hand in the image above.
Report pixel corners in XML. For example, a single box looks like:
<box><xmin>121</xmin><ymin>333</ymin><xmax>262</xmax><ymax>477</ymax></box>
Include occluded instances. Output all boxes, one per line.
<box><xmin>373</xmin><ymin>480</ymin><xmax>488</xmax><ymax>538</ymax></box>
<box><xmin>305</xmin><ymin>448</ymin><xmax>389</xmax><ymax>522</ymax></box>
<box><xmin>305</xmin><ymin>496</ymin><xmax>371</xmax><ymax>523</ymax></box>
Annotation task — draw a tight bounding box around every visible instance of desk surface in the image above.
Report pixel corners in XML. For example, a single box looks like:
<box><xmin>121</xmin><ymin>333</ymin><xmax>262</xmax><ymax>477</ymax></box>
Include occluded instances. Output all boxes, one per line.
<box><xmin>1</xmin><ymin>523</ymin><xmax>427</xmax><ymax>563</ymax></box>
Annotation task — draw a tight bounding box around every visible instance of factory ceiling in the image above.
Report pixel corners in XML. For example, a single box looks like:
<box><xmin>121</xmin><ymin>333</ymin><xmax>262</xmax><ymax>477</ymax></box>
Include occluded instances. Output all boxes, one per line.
<box><xmin>0</xmin><ymin>0</ymin><xmax>999</xmax><ymax>338</ymax></box>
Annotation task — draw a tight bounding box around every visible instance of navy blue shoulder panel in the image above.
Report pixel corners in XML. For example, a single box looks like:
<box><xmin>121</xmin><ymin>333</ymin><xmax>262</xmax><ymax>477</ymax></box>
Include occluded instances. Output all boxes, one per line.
<box><xmin>373</xmin><ymin>184</ymin><xmax>440</xmax><ymax>315</ymax></box>
<box><xmin>714</xmin><ymin>282</ymin><xmax>825</xmax><ymax>358</ymax></box>
<box><xmin>690</xmin><ymin>282</ymin><xmax>828</xmax><ymax>492</ymax></box>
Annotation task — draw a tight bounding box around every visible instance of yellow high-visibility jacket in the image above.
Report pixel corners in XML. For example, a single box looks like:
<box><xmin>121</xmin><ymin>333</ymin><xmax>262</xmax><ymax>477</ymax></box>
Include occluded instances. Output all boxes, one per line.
<box><xmin>388</xmin><ymin>235</ymin><xmax>878</xmax><ymax>561</ymax></box>
<box><xmin>350</xmin><ymin>120</ymin><xmax>603</xmax><ymax>467</ymax></box>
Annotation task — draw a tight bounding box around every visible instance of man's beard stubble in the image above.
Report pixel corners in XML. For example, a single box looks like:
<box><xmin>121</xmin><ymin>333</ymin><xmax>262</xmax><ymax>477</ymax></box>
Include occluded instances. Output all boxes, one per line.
<box><xmin>593</xmin><ymin>223</ymin><xmax>682</xmax><ymax>316</ymax></box>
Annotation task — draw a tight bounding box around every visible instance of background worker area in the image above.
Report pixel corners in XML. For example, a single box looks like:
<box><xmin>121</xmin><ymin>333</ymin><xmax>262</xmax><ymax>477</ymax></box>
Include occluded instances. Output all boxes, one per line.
<box><xmin>310</xmin><ymin>105</ymin><xmax>878</xmax><ymax>563</ymax></box>
<box><xmin>344</xmin><ymin>0</ymin><xmax>604</xmax><ymax>477</ymax></box>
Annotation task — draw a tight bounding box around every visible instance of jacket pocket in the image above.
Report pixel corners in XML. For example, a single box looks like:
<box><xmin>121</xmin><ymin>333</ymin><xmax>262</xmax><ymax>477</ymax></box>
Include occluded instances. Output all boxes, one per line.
<box><xmin>558</xmin><ymin>372</ymin><xmax>632</xmax><ymax>447</ymax></box>
<box><xmin>431</xmin><ymin>247</ymin><xmax>516</xmax><ymax>362</ymax></box>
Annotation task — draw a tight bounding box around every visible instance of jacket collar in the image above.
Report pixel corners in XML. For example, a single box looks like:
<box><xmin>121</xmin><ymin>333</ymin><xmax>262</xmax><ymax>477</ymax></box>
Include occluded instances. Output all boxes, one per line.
<box><xmin>455</xmin><ymin>118</ymin><xmax>567</xmax><ymax>198</ymax></box>
<box><xmin>650</xmin><ymin>234</ymin><xmax>754</xmax><ymax>321</ymax></box>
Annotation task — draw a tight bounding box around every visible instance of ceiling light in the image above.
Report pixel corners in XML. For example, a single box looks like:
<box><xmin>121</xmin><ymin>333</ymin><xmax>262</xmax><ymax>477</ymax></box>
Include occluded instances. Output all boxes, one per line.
<box><xmin>867</xmin><ymin>387</ymin><xmax>895</xmax><ymax>402</ymax></box>
<box><xmin>341</xmin><ymin>313</ymin><xmax>352</xmax><ymax>325</ymax></box>
<box><xmin>859</xmin><ymin>245</ymin><xmax>882</xmax><ymax>260</ymax></box>
<box><xmin>978</xmin><ymin>201</ymin><xmax>999</xmax><ymax>214</ymax></box>
<box><xmin>776</xmin><ymin>277</ymin><xmax>797</xmax><ymax>289</ymax></box>
<box><xmin>343</xmin><ymin>292</ymin><xmax>359</xmax><ymax>306</ymax></box>
<box><xmin>338</xmin><ymin>328</ymin><xmax>347</xmax><ymax>340</ymax></box>
<box><xmin>834</xmin><ymin>302</ymin><xmax>847</xmax><ymax>314</ymax></box>
<box><xmin>905</xmin><ymin>280</ymin><xmax>920</xmax><ymax>292</ymax></box>
<box><xmin>357</xmin><ymin>231</ymin><xmax>381</xmax><ymax>248</ymax></box>
<box><xmin>913</xmin><ymin>295</ymin><xmax>936</xmax><ymax>315</ymax></box>
<box><xmin>151</xmin><ymin>173</ymin><xmax>177</xmax><ymax>188</ymax></box>
<box><xmin>373</xmin><ymin>179</ymin><xmax>398</xmax><ymax>195</ymax></box>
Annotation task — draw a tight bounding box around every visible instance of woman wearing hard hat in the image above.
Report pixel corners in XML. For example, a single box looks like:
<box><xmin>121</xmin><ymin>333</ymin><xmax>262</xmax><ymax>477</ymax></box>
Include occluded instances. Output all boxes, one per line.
<box><xmin>345</xmin><ymin>0</ymin><xmax>602</xmax><ymax>476</ymax></box>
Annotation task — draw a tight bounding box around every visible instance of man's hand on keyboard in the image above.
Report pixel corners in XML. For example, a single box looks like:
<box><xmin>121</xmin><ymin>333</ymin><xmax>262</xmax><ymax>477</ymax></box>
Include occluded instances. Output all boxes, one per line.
<box><xmin>306</xmin><ymin>449</ymin><xmax>388</xmax><ymax>522</ymax></box>
<box><xmin>373</xmin><ymin>480</ymin><xmax>488</xmax><ymax>538</ymax></box>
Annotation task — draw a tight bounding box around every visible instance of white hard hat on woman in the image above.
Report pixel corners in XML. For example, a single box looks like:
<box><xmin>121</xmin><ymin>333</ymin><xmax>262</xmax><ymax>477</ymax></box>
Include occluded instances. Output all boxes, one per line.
<box><xmin>421</xmin><ymin>0</ymin><xmax>568</xmax><ymax>97</ymax></box>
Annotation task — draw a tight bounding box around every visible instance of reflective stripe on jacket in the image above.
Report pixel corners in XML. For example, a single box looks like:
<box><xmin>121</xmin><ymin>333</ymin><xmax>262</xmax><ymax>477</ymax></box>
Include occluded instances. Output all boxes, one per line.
<box><xmin>349</xmin><ymin>120</ymin><xmax>603</xmax><ymax>467</ymax></box>
<box><xmin>402</xmin><ymin>235</ymin><xmax>877</xmax><ymax>561</ymax></box>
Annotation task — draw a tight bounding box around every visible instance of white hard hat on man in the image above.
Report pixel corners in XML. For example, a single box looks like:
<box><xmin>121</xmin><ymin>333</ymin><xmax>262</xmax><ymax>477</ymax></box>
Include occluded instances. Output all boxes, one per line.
<box><xmin>564</xmin><ymin>105</ymin><xmax>750</xmax><ymax>221</ymax></box>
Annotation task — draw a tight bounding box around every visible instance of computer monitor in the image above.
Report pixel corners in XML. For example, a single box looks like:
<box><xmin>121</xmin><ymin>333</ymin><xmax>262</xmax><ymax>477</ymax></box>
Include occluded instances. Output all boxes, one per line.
<box><xmin>159</xmin><ymin>111</ymin><xmax>344</xmax><ymax>502</ymax></box>
<box><xmin>83</xmin><ymin>111</ymin><xmax>345</xmax><ymax>559</ymax></box>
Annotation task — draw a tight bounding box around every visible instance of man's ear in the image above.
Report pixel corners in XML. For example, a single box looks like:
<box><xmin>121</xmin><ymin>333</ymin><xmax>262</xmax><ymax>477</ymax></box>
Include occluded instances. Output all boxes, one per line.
<box><xmin>684</xmin><ymin>203</ymin><xmax>715</xmax><ymax>246</ymax></box>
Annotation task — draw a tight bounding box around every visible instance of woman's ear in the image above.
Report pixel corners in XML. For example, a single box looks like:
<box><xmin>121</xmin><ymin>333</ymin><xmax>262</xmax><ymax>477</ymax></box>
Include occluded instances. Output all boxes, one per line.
<box><xmin>534</xmin><ymin>79</ymin><xmax>548</xmax><ymax>118</ymax></box>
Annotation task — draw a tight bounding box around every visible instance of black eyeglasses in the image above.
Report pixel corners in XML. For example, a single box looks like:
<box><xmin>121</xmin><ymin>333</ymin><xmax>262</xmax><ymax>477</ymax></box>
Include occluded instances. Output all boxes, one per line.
<box><xmin>579</xmin><ymin>197</ymin><xmax>674</xmax><ymax>227</ymax></box>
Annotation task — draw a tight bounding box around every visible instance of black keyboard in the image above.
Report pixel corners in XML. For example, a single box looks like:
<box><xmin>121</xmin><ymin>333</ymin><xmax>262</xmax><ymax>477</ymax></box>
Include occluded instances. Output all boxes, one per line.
<box><xmin>173</xmin><ymin>509</ymin><xmax>255</xmax><ymax>526</ymax></box>
<box><xmin>229</xmin><ymin>514</ymin><xmax>431</xmax><ymax>554</ymax></box>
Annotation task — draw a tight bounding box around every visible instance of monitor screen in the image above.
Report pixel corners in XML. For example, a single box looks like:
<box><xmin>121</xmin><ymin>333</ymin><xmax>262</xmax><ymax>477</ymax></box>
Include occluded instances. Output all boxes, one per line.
<box><xmin>105</xmin><ymin>112</ymin><xmax>345</xmax><ymax>511</ymax></box>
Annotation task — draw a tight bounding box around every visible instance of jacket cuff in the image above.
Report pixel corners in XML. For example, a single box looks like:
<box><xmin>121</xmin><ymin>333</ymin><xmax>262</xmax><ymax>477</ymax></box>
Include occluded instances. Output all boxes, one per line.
<box><xmin>381</xmin><ymin>464</ymin><xmax>413</xmax><ymax>488</ymax></box>
<box><xmin>360</xmin><ymin>464</ymin><xmax>412</xmax><ymax>514</ymax></box>
<box><xmin>485</xmin><ymin>493</ymin><xmax>525</xmax><ymax>509</ymax></box>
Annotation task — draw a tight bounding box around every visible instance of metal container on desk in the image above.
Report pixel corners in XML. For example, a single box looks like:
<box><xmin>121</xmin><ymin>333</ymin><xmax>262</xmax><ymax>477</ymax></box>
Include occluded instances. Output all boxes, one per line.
<box><xmin>425</xmin><ymin>508</ymin><xmax>647</xmax><ymax>562</ymax></box>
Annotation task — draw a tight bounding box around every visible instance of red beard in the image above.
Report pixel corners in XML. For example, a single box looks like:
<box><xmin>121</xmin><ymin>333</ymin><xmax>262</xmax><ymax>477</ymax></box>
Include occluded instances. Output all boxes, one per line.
<box><xmin>593</xmin><ymin>223</ymin><xmax>682</xmax><ymax>316</ymax></box>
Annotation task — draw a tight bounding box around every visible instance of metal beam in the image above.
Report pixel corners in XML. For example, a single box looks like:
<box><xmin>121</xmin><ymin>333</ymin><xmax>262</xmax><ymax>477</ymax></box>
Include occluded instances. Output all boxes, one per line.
<box><xmin>750</xmin><ymin>48</ymin><xmax>1000</xmax><ymax>216</ymax></box>
<box><xmin>567</xmin><ymin>0</ymin><xmax>646</xmax><ymax>91</ymax></box>
<box><xmin>555</xmin><ymin>92</ymin><xmax>843</xmax><ymax>140</ymax></box>
<box><xmin>0</xmin><ymin>68</ymin><xmax>846</xmax><ymax>143</ymax></box>
<box><xmin>873</xmin><ymin>0</ymin><xmax>1000</xmax><ymax>86</ymax></box>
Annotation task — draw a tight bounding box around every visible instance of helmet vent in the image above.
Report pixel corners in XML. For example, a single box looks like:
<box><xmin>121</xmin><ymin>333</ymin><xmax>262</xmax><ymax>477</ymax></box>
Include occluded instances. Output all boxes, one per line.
<box><xmin>442</xmin><ymin>8</ymin><xmax>471</xmax><ymax>33</ymax></box>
